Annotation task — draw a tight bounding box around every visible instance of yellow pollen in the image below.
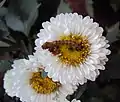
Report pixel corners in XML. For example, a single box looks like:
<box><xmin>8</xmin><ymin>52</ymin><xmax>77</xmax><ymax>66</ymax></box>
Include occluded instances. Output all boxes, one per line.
<box><xmin>29</xmin><ymin>72</ymin><xmax>60</xmax><ymax>94</ymax></box>
<box><xmin>59</xmin><ymin>34</ymin><xmax>90</xmax><ymax>66</ymax></box>
<box><xmin>42</xmin><ymin>33</ymin><xmax>90</xmax><ymax>67</ymax></box>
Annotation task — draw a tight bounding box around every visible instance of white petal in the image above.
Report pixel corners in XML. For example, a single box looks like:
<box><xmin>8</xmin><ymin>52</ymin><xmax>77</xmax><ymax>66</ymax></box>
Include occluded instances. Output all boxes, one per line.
<box><xmin>89</xmin><ymin>71</ymin><xmax>97</xmax><ymax>81</ymax></box>
<box><xmin>71</xmin><ymin>99</ymin><xmax>81</xmax><ymax>102</ymax></box>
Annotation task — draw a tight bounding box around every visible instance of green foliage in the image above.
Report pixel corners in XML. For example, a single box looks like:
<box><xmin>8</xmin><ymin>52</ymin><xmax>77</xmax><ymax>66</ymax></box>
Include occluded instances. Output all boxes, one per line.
<box><xmin>0</xmin><ymin>0</ymin><xmax>41</xmax><ymax>57</ymax></box>
<box><xmin>5</xmin><ymin>0</ymin><xmax>39</xmax><ymax>35</ymax></box>
<box><xmin>0</xmin><ymin>19</ymin><xmax>9</xmax><ymax>40</ymax></box>
<box><xmin>0</xmin><ymin>60</ymin><xmax>12</xmax><ymax>73</ymax></box>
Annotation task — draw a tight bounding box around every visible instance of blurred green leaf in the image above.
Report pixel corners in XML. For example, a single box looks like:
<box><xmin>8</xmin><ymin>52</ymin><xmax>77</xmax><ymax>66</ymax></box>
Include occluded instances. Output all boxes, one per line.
<box><xmin>5</xmin><ymin>0</ymin><xmax>39</xmax><ymax>36</ymax></box>
<box><xmin>74</xmin><ymin>84</ymin><xmax>87</xmax><ymax>100</ymax></box>
<box><xmin>0</xmin><ymin>19</ymin><xmax>9</xmax><ymax>40</ymax></box>
<box><xmin>5</xmin><ymin>13</ymin><xmax>25</xmax><ymax>33</ymax></box>
<box><xmin>0</xmin><ymin>60</ymin><xmax>12</xmax><ymax>73</ymax></box>
<box><xmin>0</xmin><ymin>7</ymin><xmax>8</xmax><ymax>16</ymax></box>
<box><xmin>67</xmin><ymin>84</ymin><xmax>87</xmax><ymax>101</ymax></box>
<box><xmin>0</xmin><ymin>44</ymin><xmax>20</xmax><ymax>55</ymax></box>
<box><xmin>0</xmin><ymin>0</ymin><xmax>6</xmax><ymax>7</ymax></box>
<box><xmin>110</xmin><ymin>0</ymin><xmax>120</xmax><ymax>11</ymax></box>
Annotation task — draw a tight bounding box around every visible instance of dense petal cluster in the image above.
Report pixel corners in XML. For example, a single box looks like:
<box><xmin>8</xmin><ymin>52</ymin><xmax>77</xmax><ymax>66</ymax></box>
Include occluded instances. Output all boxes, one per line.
<box><xmin>35</xmin><ymin>13</ymin><xmax>111</xmax><ymax>84</ymax></box>
<box><xmin>4</xmin><ymin>13</ymin><xmax>110</xmax><ymax>102</ymax></box>
<box><xmin>4</xmin><ymin>56</ymin><xmax>76</xmax><ymax>102</ymax></box>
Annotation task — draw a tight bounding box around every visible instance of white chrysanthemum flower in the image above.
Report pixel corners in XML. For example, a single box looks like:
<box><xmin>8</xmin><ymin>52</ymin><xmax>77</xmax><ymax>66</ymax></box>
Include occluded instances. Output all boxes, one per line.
<box><xmin>4</xmin><ymin>57</ymin><xmax>76</xmax><ymax>102</ymax></box>
<box><xmin>35</xmin><ymin>13</ymin><xmax>111</xmax><ymax>85</ymax></box>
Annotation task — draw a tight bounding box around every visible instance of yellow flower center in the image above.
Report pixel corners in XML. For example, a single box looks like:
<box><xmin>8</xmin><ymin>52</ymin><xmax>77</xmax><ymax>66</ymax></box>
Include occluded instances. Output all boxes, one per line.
<box><xmin>29</xmin><ymin>72</ymin><xmax>60</xmax><ymax>94</ymax></box>
<box><xmin>42</xmin><ymin>34</ymin><xmax>90</xmax><ymax>67</ymax></box>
